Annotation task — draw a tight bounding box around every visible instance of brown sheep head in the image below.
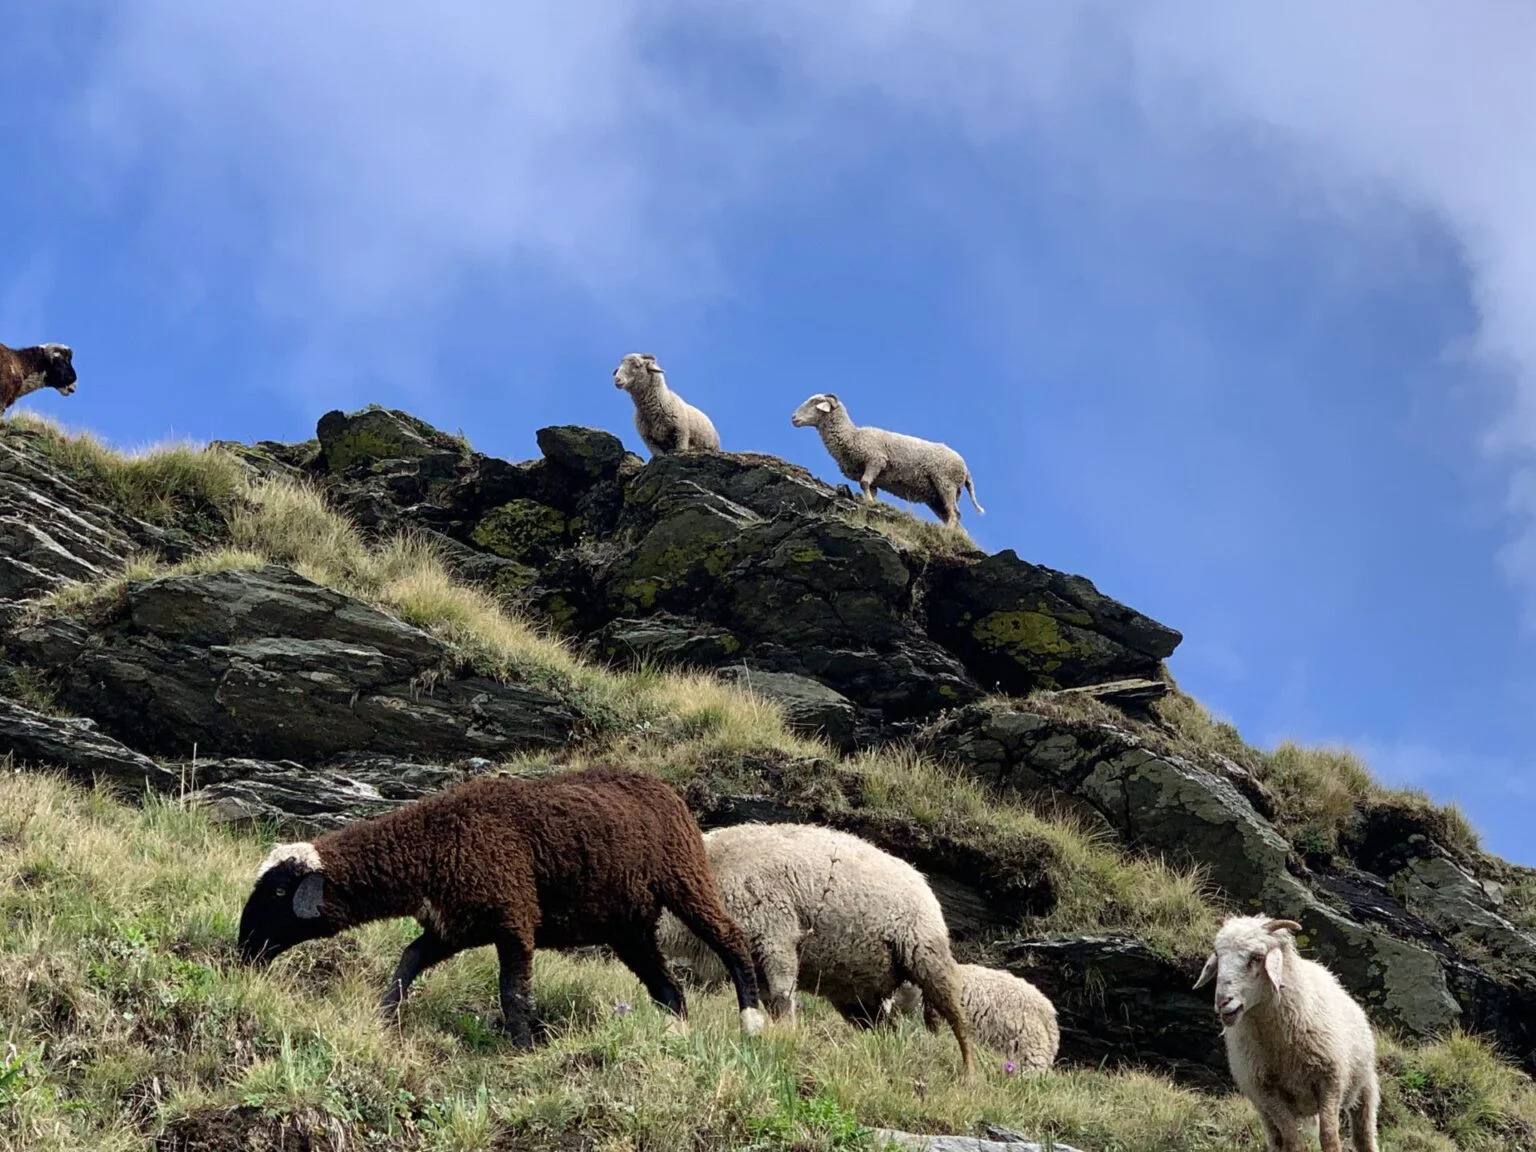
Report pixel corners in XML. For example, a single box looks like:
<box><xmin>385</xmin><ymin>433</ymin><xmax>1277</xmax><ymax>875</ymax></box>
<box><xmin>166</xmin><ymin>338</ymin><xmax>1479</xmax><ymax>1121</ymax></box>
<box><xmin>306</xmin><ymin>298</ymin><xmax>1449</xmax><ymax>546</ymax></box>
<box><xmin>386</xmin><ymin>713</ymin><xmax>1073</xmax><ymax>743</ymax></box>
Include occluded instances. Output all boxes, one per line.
<box><xmin>791</xmin><ymin>392</ymin><xmax>842</xmax><ymax>429</ymax></box>
<box><xmin>613</xmin><ymin>352</ymin><xmax>662</xmax><ymax>394</ymax></box>
<box><xmin>237</xmin><ymin>842</ymin><xmax>340</xmax><ymax>965</ymax></box>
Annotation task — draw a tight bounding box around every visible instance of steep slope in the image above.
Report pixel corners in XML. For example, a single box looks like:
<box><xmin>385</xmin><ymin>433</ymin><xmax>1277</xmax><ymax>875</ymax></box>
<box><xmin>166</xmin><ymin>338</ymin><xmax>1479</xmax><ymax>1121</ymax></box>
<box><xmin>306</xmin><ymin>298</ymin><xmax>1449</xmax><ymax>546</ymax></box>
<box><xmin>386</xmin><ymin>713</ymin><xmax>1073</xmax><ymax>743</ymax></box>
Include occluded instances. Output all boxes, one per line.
<box><xmin>3</xmin><ymin>407</ymin><xmax>1535</xmax><ymax>1150</ymax></box>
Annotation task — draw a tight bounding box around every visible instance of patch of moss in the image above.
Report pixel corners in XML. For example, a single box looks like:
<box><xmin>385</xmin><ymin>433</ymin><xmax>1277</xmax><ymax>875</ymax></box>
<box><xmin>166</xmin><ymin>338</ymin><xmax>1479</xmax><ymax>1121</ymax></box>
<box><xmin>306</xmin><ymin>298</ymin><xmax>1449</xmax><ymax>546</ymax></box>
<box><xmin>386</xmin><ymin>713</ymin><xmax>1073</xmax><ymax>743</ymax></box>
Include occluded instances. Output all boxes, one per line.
<box><xmin>471</xmin><ymin>500</ymin><xmax>568</xmax><ymax>562</ymax></box>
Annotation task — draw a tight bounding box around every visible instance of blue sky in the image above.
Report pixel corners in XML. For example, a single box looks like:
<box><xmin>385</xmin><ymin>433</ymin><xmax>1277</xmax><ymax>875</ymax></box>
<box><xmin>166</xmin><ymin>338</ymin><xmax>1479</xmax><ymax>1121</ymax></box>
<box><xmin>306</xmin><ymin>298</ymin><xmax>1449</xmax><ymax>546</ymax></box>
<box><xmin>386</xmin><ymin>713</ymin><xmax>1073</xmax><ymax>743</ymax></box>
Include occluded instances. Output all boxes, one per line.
<box><xmin>5</xmin><ymin>3</ymin><xmax>1535</xmax><ymax>862</ymax></box>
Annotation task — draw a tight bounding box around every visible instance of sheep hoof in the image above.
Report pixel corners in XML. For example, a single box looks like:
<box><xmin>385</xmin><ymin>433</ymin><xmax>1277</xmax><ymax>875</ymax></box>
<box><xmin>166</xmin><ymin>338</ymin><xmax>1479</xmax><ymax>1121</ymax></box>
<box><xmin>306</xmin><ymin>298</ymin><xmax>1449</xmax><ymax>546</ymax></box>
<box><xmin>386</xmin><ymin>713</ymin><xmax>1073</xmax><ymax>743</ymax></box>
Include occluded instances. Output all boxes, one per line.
<box><xmin>740</xmin><ymin>1007</ymin><xmax>767</xmax><ymax>1037</ymax></box>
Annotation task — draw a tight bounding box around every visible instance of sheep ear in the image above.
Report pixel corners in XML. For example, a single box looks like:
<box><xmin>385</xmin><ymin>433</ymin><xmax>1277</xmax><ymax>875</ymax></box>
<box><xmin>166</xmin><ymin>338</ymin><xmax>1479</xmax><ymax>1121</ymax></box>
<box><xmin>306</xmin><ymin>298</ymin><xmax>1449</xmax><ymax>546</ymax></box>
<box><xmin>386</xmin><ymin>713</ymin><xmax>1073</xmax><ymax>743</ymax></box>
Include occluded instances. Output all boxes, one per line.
<box><xmin>1193</xmin><ymin>954</ymin><xmax>1217</xmax><ymax>989</ymax></box>
<box><xmin>815</xmin><ymin>401</ymin><xmax>832</xmax><ymax>414</ymax></box>
<box><xmin>1264</xmin><ymin>947</ymin><xmax>1285</xmax><ymax>992</ymax></box>
<box><xmin>293</xmin><ymin>872</ymin><xmax>326</xmax><ymax>919</ymax></box>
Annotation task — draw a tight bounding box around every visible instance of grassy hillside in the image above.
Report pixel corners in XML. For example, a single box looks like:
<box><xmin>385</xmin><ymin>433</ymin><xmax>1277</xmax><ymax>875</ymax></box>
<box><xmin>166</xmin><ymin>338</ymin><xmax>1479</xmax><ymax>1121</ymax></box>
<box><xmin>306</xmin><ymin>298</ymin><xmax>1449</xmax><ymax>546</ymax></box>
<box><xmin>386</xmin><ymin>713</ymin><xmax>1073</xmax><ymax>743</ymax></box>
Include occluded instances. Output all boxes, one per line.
<box><xmin>3</xmin><ymin>415</ymin><xmax>1535</xmax><ymax>1150</ymax></box>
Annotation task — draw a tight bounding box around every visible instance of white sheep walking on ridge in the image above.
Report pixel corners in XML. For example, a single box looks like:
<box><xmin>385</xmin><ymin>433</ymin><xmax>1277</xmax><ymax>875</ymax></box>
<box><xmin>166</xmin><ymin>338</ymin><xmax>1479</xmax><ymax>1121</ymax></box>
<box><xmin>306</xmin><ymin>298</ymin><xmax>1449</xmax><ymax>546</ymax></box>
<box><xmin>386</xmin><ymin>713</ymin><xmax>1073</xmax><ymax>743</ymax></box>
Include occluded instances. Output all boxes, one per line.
<box><xmin>884</xmin><ymin>962</ymin><xmax>1059</xmax><ymax>1071</ymax></box>
<box><xmin>612</xmin><ymin>352</ymin><xmax>721</xmax><ymax>456</ymax></box>
<box><xmin>655</xmin><ymin>821</ymin><xmax>976</xmax><ymax>1073</ymax></box>
<box><xmin>1195</xmin><ymin>915</ymin><xmax>1379</xmax><ymax>1152</ymax></box>
<box><xmin>790</xmin><ymin>392</ymin><xmax>982</xmax><ymax>527</ymax></box>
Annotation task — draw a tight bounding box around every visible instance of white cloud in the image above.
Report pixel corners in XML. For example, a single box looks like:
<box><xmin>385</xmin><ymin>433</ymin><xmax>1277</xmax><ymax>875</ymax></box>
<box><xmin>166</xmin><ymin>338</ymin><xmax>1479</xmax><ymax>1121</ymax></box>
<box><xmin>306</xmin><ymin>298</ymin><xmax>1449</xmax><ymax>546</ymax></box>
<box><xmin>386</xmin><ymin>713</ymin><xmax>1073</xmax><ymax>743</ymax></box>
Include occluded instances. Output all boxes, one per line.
<box><xmin>77</xmin><ymin>2</ymin><xmax>1536</xmax><ymax>607</ymax></box>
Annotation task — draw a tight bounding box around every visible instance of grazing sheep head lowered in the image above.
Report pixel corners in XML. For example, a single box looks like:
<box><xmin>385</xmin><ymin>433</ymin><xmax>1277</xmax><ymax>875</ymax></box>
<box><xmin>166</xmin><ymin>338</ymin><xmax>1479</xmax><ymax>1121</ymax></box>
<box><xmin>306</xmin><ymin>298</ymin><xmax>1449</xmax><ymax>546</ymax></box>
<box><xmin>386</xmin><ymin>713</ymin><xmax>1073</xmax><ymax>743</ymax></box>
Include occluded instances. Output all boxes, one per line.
<box><xmin>237</xmin><ymin>843</ymin><xmax>338</xmax><ymax>965</ymax></box>
<box><xmin>790</xmin><ymin>392</ymin><xmax>841</xmax><ymax>429</ymax></box>
<box><xmin>614</xmin><ymin>352</ymin><xmax>660</xmax><ymax>394</ymax></box>
<box><xmin>1193</xmin><ymin>917</ymin><xmax>1303</xmax><ymax>1029</ymax></box>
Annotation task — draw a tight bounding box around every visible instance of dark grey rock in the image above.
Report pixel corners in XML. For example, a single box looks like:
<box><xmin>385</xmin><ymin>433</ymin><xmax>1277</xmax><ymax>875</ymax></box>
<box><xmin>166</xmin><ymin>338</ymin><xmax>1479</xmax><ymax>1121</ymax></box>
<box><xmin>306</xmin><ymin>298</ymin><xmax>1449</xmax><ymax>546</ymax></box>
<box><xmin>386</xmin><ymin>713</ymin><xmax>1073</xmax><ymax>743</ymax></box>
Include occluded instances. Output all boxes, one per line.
<box><xmin>718</xmin><ymin>667</ymin><xmax>861</xmax><ymax>751</ymax></box>
<box><xmin>0</xmin><ymin>695</ymin><xmax>180</xmax><ymax>792</ymax></box>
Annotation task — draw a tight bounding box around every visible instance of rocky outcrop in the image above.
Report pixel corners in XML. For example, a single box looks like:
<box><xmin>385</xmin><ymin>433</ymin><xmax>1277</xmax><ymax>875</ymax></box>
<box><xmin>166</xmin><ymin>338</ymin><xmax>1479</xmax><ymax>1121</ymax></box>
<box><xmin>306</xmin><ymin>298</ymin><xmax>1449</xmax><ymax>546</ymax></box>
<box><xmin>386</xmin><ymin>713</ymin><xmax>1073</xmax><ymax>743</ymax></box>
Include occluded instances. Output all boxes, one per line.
<box><xmin>8</xmin><ymin>565</ymin><xmax>580</xmax><ymax>763</ymax></box>
<box><xmin>0</xmin><ymin>696</ymin><xmax>182</xmax><ymax>791</ymax></box>
<box><xmin>280</xmin><ymin>406</ymin><xmax>1181</xmax><ymax>732</ymax></box>
<box><xmin>4</xmin><ymin>405</ymin><xmax>1535</xmax><ymax>1085</ymax></box>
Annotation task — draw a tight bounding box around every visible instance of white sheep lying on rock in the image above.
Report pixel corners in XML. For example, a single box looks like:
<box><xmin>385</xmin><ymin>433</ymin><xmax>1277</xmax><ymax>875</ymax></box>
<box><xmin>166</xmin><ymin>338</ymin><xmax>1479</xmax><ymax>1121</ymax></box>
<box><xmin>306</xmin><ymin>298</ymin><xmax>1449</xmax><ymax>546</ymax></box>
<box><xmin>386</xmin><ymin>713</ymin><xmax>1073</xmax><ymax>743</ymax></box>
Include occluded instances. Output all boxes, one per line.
<box><xmin>613</xmin><ymin>352</ymin><xmax>721</xmax><ymax>455</ymax></box>
<box><xmin>884</xmin><ymin>962</ymin><xmax>1059</xmax><ymax>1071</ymax></box>
<box><xmin>790</xmin><ymin>392</ymin><xmax>982</xmax><ymax>527</ymax></box>
<box><xmin>655</xmin><ymin>821</ymin><xmax>975</xmax><ymax>1072</ymax></box>
<box><xmin>1195</xmin><ymin>915</ymin><xmax>1379</xmax><ymax>1152</ymax></box>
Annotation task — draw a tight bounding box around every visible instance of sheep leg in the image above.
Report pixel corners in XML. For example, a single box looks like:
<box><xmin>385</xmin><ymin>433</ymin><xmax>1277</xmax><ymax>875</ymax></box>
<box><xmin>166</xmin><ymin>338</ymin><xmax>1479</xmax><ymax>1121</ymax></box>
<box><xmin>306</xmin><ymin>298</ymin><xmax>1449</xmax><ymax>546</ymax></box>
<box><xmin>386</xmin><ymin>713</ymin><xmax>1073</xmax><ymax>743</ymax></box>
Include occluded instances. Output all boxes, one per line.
<box><xmin>661</xmin><ymin>888</ymin><xmax>765</xmax><ymax>1025</ymax></box>
<box><xmin>611</xmin><ymin>931</ymin><xmax>687</xmax><ymax>1017</ymax></box>
<box><xmin>1317</xmin><ymin>1089</ymin><xmax>1345</xmax><ymax>1152</ymax></box>
<box><xmin>379</xmin><ymin>931</ymin><xmax>456</xmax><ymax>1024</ymax></box>
<box><xmin>494</xmin><ymin>934</ymin><xmax>538</xmax><ymax>1050</ymax></box>
<box><xmin>1257</xmin><ymin>1109</ymin><xmax>1301</xmax><ymax>1152</ymax></box>
<box><xmin>1349</xmin><ymin>1080</ymin><xmax>1379</xmax><ymax>1152</ymax></box>
<box><xmin>756</xmin><ymin>940</ymin><xmax>800</xmax><ymax>1020</ymax></box>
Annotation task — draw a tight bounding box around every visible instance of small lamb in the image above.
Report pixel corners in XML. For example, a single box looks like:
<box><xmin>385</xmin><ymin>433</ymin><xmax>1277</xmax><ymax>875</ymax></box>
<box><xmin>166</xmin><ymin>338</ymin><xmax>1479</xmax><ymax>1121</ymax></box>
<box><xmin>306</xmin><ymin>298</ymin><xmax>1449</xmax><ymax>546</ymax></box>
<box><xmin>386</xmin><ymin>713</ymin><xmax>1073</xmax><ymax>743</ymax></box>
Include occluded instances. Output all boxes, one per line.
<box><xmin>884</xmin><ymin>962</ymin><xmax>1059</xmax><ymax>1071</ymax></box>
<box><xmin>613</xmin><ymin>352</ymin><xmax>721</xmax><ymax>456</ymax></box>
<box><xmin>1195</xmin><ymin>916</ymin><xmax>1379</xmax><ymax>1152</ymax></box>
<box><xmin>236</xmin><ymin>766</ymin><xmax>765</xmax><ymax>1048</ymax></box>
<box><xmin>1</xmin><ymin>342</ymin><xmax>76</xmax><ymax>416</ymax></box>
<box><xmin>790</xmin><ymin>392</ymin><xmax>982</xmax><ymax>527</ymax></box>
<box><xmin>655</xmin><ymin>821</ymin><xmax>975</xmax><ymax>1072</ymax></box>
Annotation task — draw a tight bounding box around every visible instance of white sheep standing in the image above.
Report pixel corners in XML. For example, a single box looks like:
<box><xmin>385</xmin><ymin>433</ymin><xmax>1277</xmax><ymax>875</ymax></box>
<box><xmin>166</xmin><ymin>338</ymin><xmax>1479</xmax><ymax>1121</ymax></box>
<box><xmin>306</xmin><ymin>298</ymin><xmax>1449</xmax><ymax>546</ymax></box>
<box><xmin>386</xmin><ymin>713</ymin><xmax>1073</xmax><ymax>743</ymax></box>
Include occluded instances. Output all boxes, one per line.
<box><xmin>790</xmin><ymin>392</ymin><xmax>983</xmax><ymax>528</ymax></box>
<box><xmin>655</xmin><ymin>821</ymin><xmax>976</xmax><ymax>1072</ymax></box>
<box><xmin>1194</xmin><ymin>915</ymin><xmax>1379</xmax><ymax>1152</ymax></box>
<box><xmin>613</xmin><ymin>352</ymin><xmax>721</xmax><ymax>456</ymax></box>
<box><xmin>883</xmin><ymin>962</ymin><xmax>1059</xmax><ymax>1071</ymax></box>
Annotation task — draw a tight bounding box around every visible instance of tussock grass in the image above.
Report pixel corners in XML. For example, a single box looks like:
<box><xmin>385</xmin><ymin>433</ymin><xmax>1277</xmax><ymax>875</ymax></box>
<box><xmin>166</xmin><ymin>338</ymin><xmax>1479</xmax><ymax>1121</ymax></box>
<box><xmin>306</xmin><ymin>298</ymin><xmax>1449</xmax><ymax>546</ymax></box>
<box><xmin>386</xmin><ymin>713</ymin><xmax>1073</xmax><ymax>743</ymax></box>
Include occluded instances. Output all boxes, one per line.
<box><xmin>4</xmin><ymin>772</ymin><xmax>1530</xmax><ymax>1152</ymax></box>
<box><xmin>839</xmin><ymin>503</ymin><xmax>982</xmax><ymax>560</ymax></box>
<box><xmin>7</xmin><ymin>412</ymin><xmax>246</xmax><ymax>526</ymax></box>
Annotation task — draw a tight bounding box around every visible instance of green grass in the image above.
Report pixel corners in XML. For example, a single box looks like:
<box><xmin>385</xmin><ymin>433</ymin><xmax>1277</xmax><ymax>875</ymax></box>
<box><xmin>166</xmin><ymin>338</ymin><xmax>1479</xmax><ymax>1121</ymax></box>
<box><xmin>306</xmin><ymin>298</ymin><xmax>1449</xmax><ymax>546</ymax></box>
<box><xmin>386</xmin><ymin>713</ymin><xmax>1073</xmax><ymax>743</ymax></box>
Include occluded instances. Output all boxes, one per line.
<box><xmin>7</xmin><ymin>772</ymin><xmax>1532</xmax><ymax>1152</ymax></box>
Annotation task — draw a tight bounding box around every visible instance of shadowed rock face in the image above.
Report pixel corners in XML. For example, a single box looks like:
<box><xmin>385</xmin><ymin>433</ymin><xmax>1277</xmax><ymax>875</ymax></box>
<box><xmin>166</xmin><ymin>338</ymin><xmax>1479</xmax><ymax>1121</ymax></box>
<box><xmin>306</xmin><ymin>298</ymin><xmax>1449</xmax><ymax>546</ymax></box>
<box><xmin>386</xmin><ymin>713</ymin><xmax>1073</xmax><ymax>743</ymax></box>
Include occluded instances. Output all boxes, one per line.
<box><xmin>4</xmin><ymin>404</ymin><xmax>1535</xmax><ymax>1085</ymax></box>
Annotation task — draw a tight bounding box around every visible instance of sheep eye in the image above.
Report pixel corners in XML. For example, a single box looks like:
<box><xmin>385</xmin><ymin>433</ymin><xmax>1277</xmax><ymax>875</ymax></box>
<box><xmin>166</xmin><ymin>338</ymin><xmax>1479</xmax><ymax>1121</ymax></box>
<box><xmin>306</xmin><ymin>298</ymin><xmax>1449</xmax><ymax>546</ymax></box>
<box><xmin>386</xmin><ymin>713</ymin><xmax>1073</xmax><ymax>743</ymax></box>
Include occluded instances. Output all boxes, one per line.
<box><xmin>274</xmin><ymin>887</ymin><xmax>287</xmax><ymax>897</ymax></box>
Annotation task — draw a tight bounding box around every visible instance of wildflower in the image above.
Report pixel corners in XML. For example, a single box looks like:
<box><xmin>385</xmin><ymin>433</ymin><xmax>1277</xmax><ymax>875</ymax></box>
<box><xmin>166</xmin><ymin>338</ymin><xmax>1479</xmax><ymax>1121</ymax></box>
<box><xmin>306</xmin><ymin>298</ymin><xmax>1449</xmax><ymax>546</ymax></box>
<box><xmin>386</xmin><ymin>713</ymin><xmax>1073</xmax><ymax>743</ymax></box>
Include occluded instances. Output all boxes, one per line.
<box><xmin>613</xmin><ymin>1001</ymin><xmax>633</xmax><ymax>1016</ymax></box>
<box><xmin>1003</xmin><ymin>1060</ymin><xmax>1018</xmax><ymax>1075</ymax></box>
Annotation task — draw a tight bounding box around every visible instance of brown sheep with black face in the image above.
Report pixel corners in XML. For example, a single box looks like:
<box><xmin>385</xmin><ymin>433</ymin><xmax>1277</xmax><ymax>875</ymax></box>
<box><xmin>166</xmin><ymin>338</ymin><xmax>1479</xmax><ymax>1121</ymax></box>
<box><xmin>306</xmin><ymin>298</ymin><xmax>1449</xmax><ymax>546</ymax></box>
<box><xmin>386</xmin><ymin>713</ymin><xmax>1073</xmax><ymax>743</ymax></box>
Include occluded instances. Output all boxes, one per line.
<box><xmin>1</xmin><ymin>342</ymin><xmax>76</xmax><ymax>415</ymax></box>
<box><xmin>236</xmin><ymin>766</ymin><xmax>765</xmax><ymax>1048</ymax></box>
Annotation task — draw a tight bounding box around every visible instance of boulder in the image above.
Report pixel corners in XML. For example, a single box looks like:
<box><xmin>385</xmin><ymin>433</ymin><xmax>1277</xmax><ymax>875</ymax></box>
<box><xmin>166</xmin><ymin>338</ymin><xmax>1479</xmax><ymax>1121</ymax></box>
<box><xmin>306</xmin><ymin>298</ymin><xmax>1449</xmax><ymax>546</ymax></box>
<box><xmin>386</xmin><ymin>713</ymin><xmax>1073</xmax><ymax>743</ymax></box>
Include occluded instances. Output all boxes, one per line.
<box><xmin>927</xmin><ymin>550</ymin><xmax>1182</xmax><ymax>693</ymax></box>
<box><xmin>716</xmin><ymin>667</ymin><xmax>861</xmax><ymax>751</ymax></box>
<box><xmin>8</xmin><ymin>565</ymin><xmax>579</xmax><ymax>763</ymax></box>
<box><xmin>0</xmin><ymin>695</ymin><xmax>180</xmax><ymax>792</ymax></box>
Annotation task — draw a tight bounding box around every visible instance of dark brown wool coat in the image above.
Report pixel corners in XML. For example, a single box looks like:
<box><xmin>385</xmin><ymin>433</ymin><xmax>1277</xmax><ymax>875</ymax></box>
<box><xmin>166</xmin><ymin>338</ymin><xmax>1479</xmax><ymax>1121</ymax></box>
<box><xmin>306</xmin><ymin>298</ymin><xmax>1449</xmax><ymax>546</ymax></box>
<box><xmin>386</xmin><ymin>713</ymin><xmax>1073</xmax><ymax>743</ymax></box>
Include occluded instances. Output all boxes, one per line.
<box><xmin>0</xmin><ymin>342</ymin><xmax>76</xmax><ymax>414</ymax></box>
<box><xmin>236</xmin><ymin>766</ymin><xmax>762</xmax><ymax>1048</ymax></box>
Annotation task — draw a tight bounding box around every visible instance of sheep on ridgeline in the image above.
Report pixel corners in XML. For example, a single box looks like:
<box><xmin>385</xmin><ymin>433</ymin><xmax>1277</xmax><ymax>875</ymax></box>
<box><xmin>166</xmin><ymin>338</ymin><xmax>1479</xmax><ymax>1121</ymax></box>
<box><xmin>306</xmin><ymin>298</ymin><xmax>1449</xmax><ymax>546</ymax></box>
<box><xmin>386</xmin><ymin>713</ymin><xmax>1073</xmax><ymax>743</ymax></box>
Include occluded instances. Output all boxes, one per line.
<box><xmin>654</xmin><ymin>822</ymin><xmax>976</xmax><ymax>1073</ymax></box>
<box><xmin>1195</xmin><ymin>915</ymin><xmax>1379</xmax><ymax>1152</ymax></box>
<box><xmin>236</xmin><ymin>766</ymin><xmax>765</xmax><ymax>1048</ymax></box>
<box><xmin>790</xmin><ymin>392</ymin><xmax>982</xmax><ymax>528</ymax></box>
<box><xmin>883</xmin><ymin>962</ymin><xmax>1059</xmax><ymax>1071</ymax></box>
<box><xmin>1</xmin><ymin>342</ymin><xmax>76</xmax><ymax>416</ymax></box>
<box><xmin>612</xmin><ymin>352</ymin><xmax>721</xmax><ymax>455</ymax></box>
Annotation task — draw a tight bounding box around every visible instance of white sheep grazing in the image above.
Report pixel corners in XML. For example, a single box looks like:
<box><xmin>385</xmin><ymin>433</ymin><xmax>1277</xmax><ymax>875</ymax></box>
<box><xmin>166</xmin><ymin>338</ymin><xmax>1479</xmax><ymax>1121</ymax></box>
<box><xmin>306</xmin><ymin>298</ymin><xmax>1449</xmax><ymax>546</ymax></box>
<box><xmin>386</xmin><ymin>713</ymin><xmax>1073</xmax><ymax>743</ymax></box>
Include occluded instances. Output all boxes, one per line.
<box><xmin>612</xmin><ymin>352</ymin><xmax>721</xmax><ymax>456</ymax></box>
<box><xmin>789</xmin><ymin>392</ymin><xmax>983</xmax><ymax>528</ymax></box>
<box><xmin>655</xmin><ymin>821</ymin><xmax>976</xmax><ymax>1072</ymax></box>
<box><xmin>1195</xmin><ymin>916</ymin><xmax>1380</xmax><ymax>1152</ymax></box>
<box><xmin>884</xmin><ymin>962</ymin><xmax>1059</xmax><ymax>1070</ymax></box>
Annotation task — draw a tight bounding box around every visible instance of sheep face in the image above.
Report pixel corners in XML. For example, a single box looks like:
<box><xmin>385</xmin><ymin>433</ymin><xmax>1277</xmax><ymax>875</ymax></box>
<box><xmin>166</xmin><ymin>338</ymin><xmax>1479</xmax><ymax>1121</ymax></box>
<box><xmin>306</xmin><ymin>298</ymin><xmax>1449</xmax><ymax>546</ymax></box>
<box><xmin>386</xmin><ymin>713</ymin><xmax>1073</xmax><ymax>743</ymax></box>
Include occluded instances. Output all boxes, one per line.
<box><xmin>790</xmin><ymin>392</ymin><xmax>840</xmax><ymax>428</ymax></box>
<box><xmin>1194</xmin><ymin>917</ymin><xmax>1302</xmax><ymax>1028</ymax></box>
<box><xmin>237</xmin><ymin>854</ymin><xmax>336</xmax><ymax>965</ymax></box>
<box><xmin>614</xmin><ymin>352</ymin><xmax>660</xmax><ymax>394</ymax></box>
<box><xmin>22</xmin><ymin>344</ymin><xmax>77</xmax><ymax>396</ymax></box>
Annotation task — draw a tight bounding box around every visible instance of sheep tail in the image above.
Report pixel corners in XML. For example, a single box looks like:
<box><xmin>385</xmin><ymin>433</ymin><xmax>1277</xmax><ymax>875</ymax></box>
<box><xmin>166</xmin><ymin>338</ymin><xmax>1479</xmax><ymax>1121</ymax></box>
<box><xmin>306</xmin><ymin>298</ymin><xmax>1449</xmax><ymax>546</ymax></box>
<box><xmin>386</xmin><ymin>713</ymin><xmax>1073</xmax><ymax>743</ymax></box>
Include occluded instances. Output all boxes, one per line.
<box><xmin>964</xmin><ymin>474</ymin><xmax>984</xmax><ymax>515</ymax></box>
